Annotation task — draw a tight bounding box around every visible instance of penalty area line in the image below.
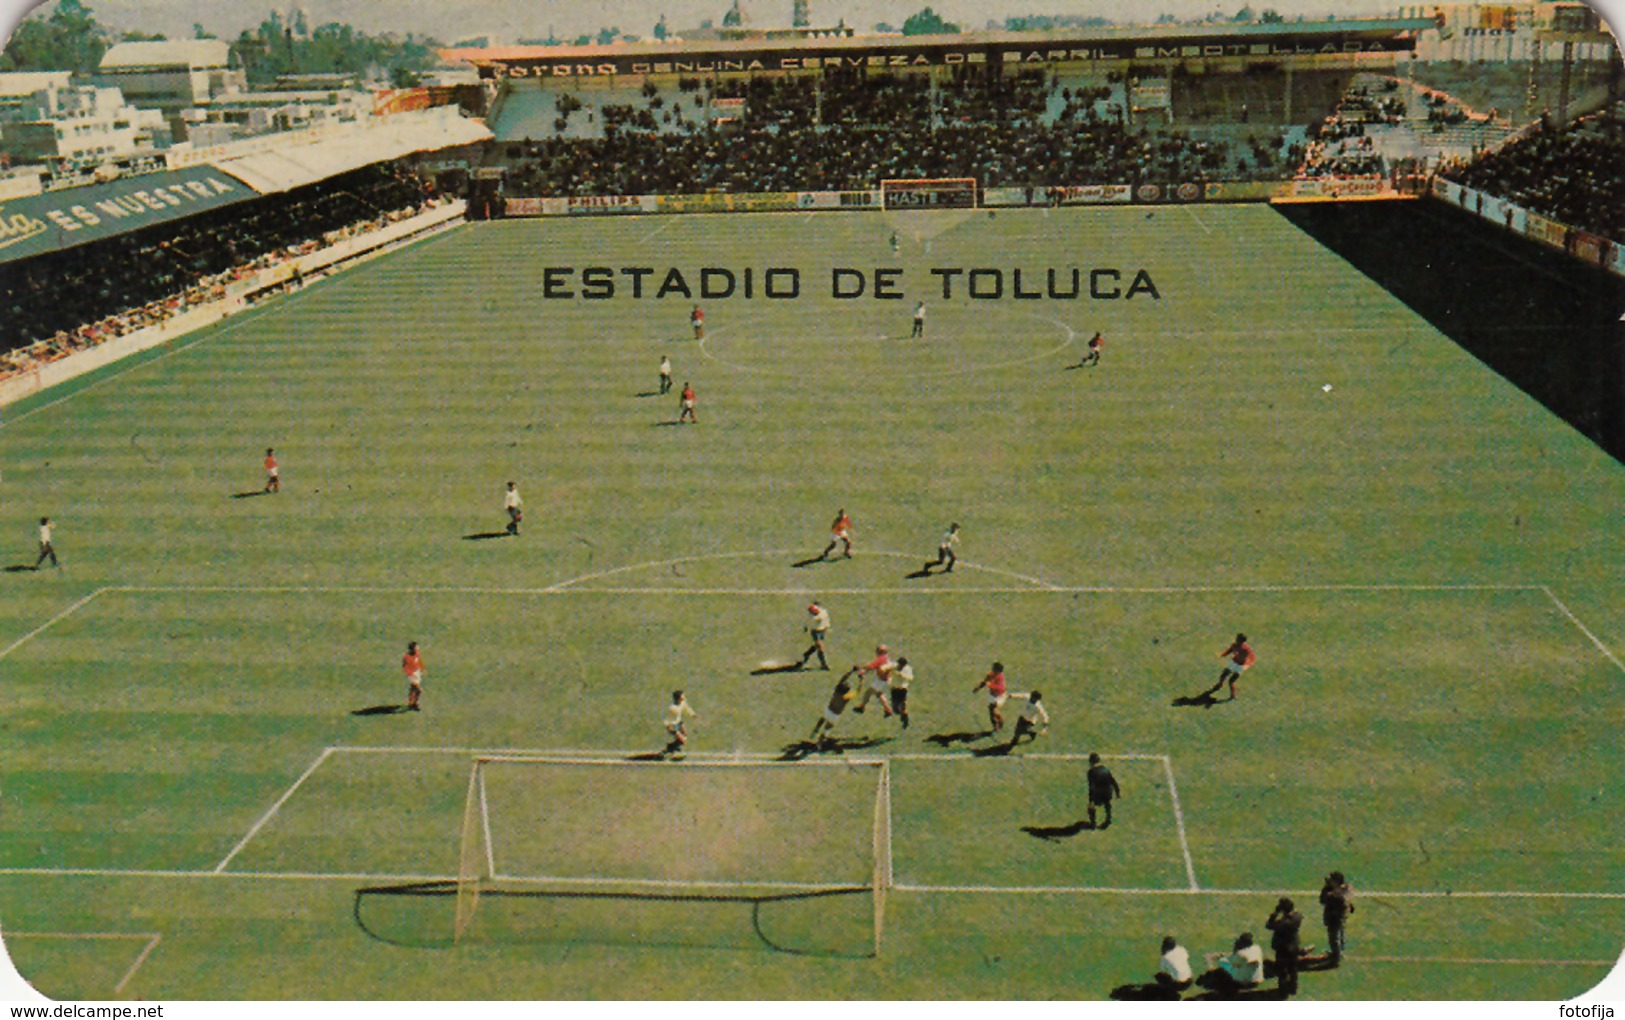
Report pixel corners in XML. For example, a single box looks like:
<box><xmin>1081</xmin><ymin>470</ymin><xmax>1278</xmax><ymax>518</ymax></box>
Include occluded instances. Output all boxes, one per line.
<box><xmin>2</xmin><ymin>932</ymin><xmax>163</xmax><ymax>996</ymax></box>
<box><xmin>1540</xmin><ymin>585</ymin><xmax>1625</xmax><ymax>676</ymax></box>
<box><xmin>1359</xmin><ymin>954</ymin><xmax>1617</xmax><ymax>968</ymax></box>
<box><xmin>0</xmin><ymin>587</ymin><xmax>110</xmax><ymax>662</ymax></box>
<box><xmin>1</xmin><ymin>867</ymin><xmax>1619</xmax><ymax>901</ymax></box>
<box><xmin>212</xmin><ymin>747</ymin><xmax>334</xmax><ymax>873</ymax></box>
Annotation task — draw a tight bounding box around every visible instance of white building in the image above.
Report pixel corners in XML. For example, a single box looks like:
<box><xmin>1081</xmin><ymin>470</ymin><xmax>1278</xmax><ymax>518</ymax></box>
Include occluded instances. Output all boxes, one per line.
<box><xmin>97</xmin><ymin>39</ymin><xmax>246</xmax><ymax>140</ymax></box>
<box><xmin>0</xmin><ymin>71</ymin><xmax>166</xmax><ymax>165</ymax></box>
<box><xmin>1399</xmin><ymin>2</ymin><xmax>1617</xmax><ymax>62</ymax></box>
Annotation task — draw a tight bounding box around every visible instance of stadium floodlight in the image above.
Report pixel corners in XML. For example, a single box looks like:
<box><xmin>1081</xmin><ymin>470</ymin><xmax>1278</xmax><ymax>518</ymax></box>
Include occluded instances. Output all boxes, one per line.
<box><xmin>880</xmin><ymin>178</ymin><xmax>980</xmax><ymax>210</ymax></box>
<box><xmin>451</xmin><ymin>755</ymin><xmax>892</xmax><ymax>957</ymax></box>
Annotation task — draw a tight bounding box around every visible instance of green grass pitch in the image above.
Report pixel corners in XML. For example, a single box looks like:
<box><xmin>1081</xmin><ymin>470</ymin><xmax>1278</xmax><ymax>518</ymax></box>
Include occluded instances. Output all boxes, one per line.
<box><xmin>0</xmin><ymin>204</ymin><xmax>1621</xmax><ymax>1000</ymax></box>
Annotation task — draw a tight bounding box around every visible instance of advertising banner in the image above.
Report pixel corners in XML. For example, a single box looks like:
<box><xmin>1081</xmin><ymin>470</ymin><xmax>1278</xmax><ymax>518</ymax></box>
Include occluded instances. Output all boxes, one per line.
<box><xmin>0</xmin><ymin>168</ymin><xmax>260</xmax><ymax>265</ymax></box>
<box><xmin>793</xmin><ymin>191</ymin><xmax>879</xmax><ymax>210</ymax></box>
<box><xmin>1523</xmin><ymin>212</ymin><xmax>1567</xmax><ymax>248</ymax></box>
<box><xmin>657</xmin><ymin>192</ymin><xmax>799</xmax><ymax>214</ymax></box>
<box><xmin>1204</xmin><ymin>181</ymin><xmax>1288</xmax><ymax>201</ymax></box>
<box><xmin>564</xmin><ymin>195</ymin><xmax>659</xmax><ymax>214</ymax></box>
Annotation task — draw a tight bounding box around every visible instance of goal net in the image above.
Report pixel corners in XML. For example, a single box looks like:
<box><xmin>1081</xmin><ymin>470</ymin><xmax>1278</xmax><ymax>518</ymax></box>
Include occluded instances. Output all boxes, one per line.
<box><xmin>880</xmin><ymin>177</ymin><xmax>979</xmax><ymax>209</ymax></box>
<box><xmin>451</xmin><ymin>755</ymin><xmax>891</xmax><ymax>957</ymax></box>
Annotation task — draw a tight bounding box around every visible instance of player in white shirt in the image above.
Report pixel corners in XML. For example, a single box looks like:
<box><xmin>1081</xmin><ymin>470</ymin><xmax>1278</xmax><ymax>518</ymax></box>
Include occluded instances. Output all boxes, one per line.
<box><xmin>658</xmin><ymin>355</ymin><xmax>673</xmax><ymax>395</ymax></box>
<box><xmin>924</xmin><ymin>522</ymin><xmax>960</xmax><ymax>574</ymax></box>
<box><xmin>888</xmin><ymin>657</ymin><xmax>914</xmax><ymax>729</ymax></box>
<box><xmin>1157</xmin><ymin>936</ymin><xmax>1194</xmax><ymax>998</ymax></box>
<box><xmin>1204</xmin><ymin>933</ymin><xmax>1265</xmax><ymax>994</ymax></box>
<box><xmin>503</xmin><ymin>481</ymin><xmax>522</xmax><ymax>536</ymax></box>
<box><xmin>798</xmin><ymin>601</ymin><xmax>831</xmax><ymax>670</ymax></box>
<box><xmin>663</xmin><ymin>690</ymin><xmax>697</xmax><ymax>757</ymax></box>
<box><xmin>34</xmin><ymin>516</ymin><xmax>57</xmax><ymax>569</ymax></box>
<box><xmin>910</xmin><ymin>300</ymin><xmax>926</xmax><ymax>338</ymax></box>
<box><xmin>1009</xmin><ymin>690</ymin><xmax>1049</xmax><ymax>746</ymax></box>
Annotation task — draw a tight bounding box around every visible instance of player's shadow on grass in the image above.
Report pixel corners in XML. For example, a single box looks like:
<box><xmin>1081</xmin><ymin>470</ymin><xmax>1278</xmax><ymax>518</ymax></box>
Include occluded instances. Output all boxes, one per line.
<box><xmin>1185</xmin><ymin>984</ymin><xmax>1288</xmax><ymax>1001</ymax></box>
<box><xmin>790</xmin><ymin>555</ymin><xmax>832</xmax><ymax>568</ymax></box>
<box><xmin>924</xmin><ymin>730</ymin><xmax>992</xmax><ymax>747</ymax></box>
<box><xmin>904</xmin><ymin>566</ymin><xmax>937</xmax><ymax>579</ymax></box>
<box><xmin>3</xmin><ymin>564</ymin><xmax>39</xmax><ymax>572</ymax></box>
<box><xmin>462</xmin><ymin>531</ymin><xmax>511</xmax><ymax>541</ymax></box>
<box><xmin>350</xmin><ymin>704</ymin><xmax>408</xmax><ymax>716</ymax></box>
<box><xmin>777</xmin><ymin>735</ymin><xmax>894</xmax><ymax>761</ymax></box>
<box><xmin>1021</xmin><ymin>820</ymin><xmax>1093</xmax><ymax>842</ymax></box>
<box><xmin>650</xmin><ymin>420</ymin><xmax>686</xmax><ymax>428</ymax></box>
<box><xmin>230</xmin><ymin>490</ymin><xmax>271</xmax><ymax>499</ymax></box>
<box><xmin>749</xmin><ymin>662</ymin><xmax>806</xmax><ymax>676</ymax></box>
<box><xmin>1109</xmin><ymin>982</ymin><xmax>1182</xmax><ymax>1001</ymax></box>
<box><xmin>1171</xmin><ymin>691</ymin><xmax>1228</xmax><ymax>709</ymax></box>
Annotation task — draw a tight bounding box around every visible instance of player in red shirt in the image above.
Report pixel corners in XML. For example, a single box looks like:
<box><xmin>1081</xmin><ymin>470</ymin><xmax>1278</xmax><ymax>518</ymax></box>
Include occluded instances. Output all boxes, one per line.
<box><xmin>263</xmin><ymin>448</ymin><xmax>280</xmax><ymax>493</ymax></box>
<box><xmin>820</xmin><ymin>508</ymin><xmax>854</xmax><ymax>560</ymax></box>
<box><xmin>402</xmin><ymin>640</ymin><xmax>424</xmax><ymax>712</ymax></box>
<box><xmin>1204</xmin><ymin>632</ymin><xmax>1256</xmax><ymax>701</ymax></box>
<box><xmin>678</xmin><ymin>382</ymin><xmax>697</xmax><ymax>424</ymax></box>
<box><xmin>1080</xmin><ymin>331</ymin><xmax>1103</xmax><ymax>367</ymax></box>
<box><xmin>851</xmin><ymin>644</ymin><xmax>894</xmax><ymax>716</ymax></box>
<box><xmin>690</xmin><ymin>305</ymin><xmax>705</xmax><ymax>340</ymax></box>
<box><xmin>972</xmin><ymin>660</ymin><xmax>1009</xmax><ymax>733</ymax></box>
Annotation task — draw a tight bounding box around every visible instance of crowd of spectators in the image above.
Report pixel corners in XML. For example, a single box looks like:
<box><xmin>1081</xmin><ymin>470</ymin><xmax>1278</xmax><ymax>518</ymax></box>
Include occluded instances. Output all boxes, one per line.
<box><xmin>1446</xmin><ymin>102</ymin><xmax>1625</xmax><ymax>240</ymax></box>
<box><xmin>502</xmin><ymin>69</ymin><xmax>1231</xmax><ymax>195</ymax></box>
<box><xmin>1</xmin><ymin>163</ymin><xmax>441</xmax><ymax>378</ymax></box>
<box><xmin>1292</xmin><ymin>79</ymin><xmax>1399</xmax><ymax>179</ymax></box>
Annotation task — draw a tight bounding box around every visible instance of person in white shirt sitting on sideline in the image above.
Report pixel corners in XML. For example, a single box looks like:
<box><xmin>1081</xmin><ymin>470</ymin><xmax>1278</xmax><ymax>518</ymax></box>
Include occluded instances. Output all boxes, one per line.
<box><xmin>1201</xmin><ymin>931</ymin><xmax>1265</xmax><ymax>996</ymax></box>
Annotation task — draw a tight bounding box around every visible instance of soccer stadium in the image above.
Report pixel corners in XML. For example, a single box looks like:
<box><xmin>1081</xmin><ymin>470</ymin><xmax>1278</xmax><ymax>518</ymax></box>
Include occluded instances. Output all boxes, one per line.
<box><xmin>0</xmin><ymin>0</ymin><xmax>1622</xmax><ymax>1003</ymax></box>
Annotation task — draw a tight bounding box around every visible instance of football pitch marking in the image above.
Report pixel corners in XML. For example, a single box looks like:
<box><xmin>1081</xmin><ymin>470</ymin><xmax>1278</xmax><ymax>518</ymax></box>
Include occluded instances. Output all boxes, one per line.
<box><xmin>3</xmin><ymin>865</ymin><xmax>1620</xmax><ymax>903</ymax></box>
<box><xmin>1540</xmin><ymin>585</ymin><xmax>1625</xmax><ymax>674</ymax></box>
<box><xmin>543</xmin><ymin>548</ymin><xmax>1062</xmax><ymax>592</ymax></box>
<box><xmin>4</xmin><ymin>578</ymin><xmax>1620</xmax><ymax>673</ymax></box>
<box><xmin>0</xmin><ymin>588</ymin><xmax>108</xmax><ymax>661</ymax></box>
<box><xmin>188</xmin><ymin>746</ymin><xmax>1625</xmax><ymax>903</ymax></box>
<box><xmin>3</xmin><ymin>931</ymin><xmax>162</xmax><ymax>994</ymax></box>
<box><xmin>695</xmin><ymin>313</ymin><xmax>1078</xmax><ymax>379</ymax></box>
<box><xmin>1357</xmin><ymin>954</ymin><xmax>1618</xmax><ymax>968</ymax></box>
<box><xmin>213</xmin><ymin>747</ymin><xmax>334</xmax><ymax>874</ymax></box>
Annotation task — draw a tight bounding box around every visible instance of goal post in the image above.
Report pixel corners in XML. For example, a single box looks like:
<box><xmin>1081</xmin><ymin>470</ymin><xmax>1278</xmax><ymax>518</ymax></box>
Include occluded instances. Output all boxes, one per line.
<box><xmin>880</xmin><ymin>177</ymin><xmax>980</xmax><ymax>209</ymax></box>
<box><xmin>454</xmin><ymin>755</ymin><xmax>891</xmax><ymax>956</ymax></box>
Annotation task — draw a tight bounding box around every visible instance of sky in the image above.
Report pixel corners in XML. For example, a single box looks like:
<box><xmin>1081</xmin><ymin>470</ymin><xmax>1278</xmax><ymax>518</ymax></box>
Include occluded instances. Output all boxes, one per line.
<box><xmin>0</xmin><ymin>0</ymin><xmax>1527</xmax><ymax>45</ymax></box>
<box><xmin>0</xmin><ymin>0</ymin><xmax>1621</xmax><ymax>49</ymax></box>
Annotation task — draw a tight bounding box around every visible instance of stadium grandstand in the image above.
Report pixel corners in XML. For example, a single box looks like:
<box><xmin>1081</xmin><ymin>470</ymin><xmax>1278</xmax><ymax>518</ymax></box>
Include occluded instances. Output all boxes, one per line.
<box><xmin>0</xmin><ymin>104</ymin><xmax>489</xmax><ymax>394</ymax></box>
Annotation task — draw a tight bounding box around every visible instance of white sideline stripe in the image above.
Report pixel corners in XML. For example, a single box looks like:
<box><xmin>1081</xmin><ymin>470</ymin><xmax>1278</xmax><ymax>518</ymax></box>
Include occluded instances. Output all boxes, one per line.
<box><xmin>106</xmin><ymin>581</ymin><xmax>1543</xmax><ymax>597</ymax></box>
<box><xmin>212</xmin><ymin>747</ymin><xmax>333</xmax><ymax>873</ymax></box>
<box><xmin>1540</xmin><ymin>585</ymin><xmax>1625</xmax><ymax>676</ymax></box>
<box><xmin>1184</xmin><ymin>205</ymin><xmax>1213</xmax><ymax>235</ymax></box>
<box><xmin>2</xmin><ymin>931</ymin><xmax>162</xmax><ymax>996</ymax></box>
<box><xmin>888</xmin><ymin>884</ymin><xmax>1625</xmax><ymax>900</ymax></box>
<box><xmin>0</xmin><ymin>588</ymin><xmax>109</xmax><ymax>661</ymax></box>
<box><xmin>489</xmin><ymin>873</ymin><xmax>864</xmax><ymax>893</ymax></box>
<box><xmin>2</xmin><ymin>867</ymin><xmax>1618</xmax><ymax>900</ymax></box>
<box><xmin>1162</xmin><ymin>756</ymin><xmax>1199</xmax><ymax>892</ymax></box>
<box><xmin>476</xmin><ymin>753</ymin><xmax>883</xmax><ymax>769</ymax></box>
<box><xmin>333</xmin><ymin>746</ymin><xmax>1164</xmax><ymax>764</ymax></box>
<box><xmin>1358</xmin><ymin>955</ymin><xmax>1617</xmax><ymax>968</ymax></box>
